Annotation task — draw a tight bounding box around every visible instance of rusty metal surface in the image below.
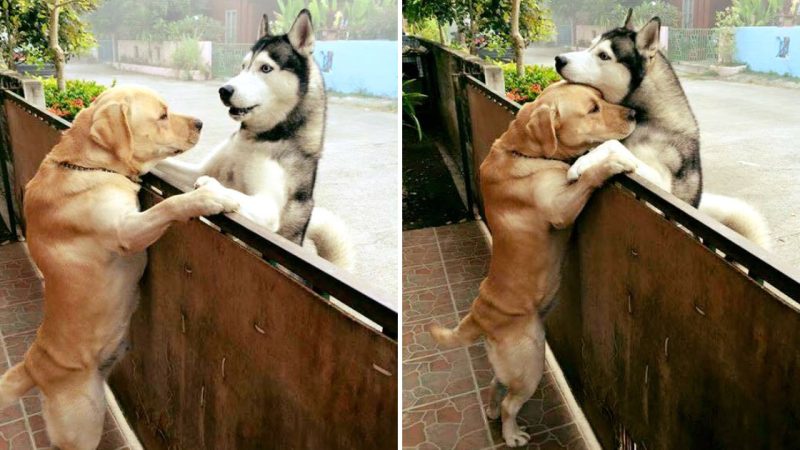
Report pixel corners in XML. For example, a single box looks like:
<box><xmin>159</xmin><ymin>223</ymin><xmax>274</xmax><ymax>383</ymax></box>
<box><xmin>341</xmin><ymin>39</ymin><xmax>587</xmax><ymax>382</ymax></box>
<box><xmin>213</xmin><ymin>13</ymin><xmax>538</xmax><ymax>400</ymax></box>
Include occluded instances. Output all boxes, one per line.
<box><xmin>546</xmin><ymin>186</ymin><xmax>800</xmax><ymax>449</ymax></box>
<box><xmin>109</xmin><ymin>188</ymin><xmax>397</xmax><ymax>450</ymax></box>
<box><xmin>3</xmin><ymin>95</ymin><xmax>64</xmax><ymax>229</ymax></box>
<box><xmin>465</xmin><ymin>80</ymin><xmax>516</xmax><ymax>215</ymax></box>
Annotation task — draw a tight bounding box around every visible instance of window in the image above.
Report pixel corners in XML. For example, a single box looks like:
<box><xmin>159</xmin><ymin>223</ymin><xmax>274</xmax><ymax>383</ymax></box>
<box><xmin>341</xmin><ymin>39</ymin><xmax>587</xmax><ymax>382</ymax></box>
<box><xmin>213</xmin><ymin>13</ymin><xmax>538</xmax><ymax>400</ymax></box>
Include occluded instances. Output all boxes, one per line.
<box><xmin>682</xmin><ymin>0</ymin><xmax>694</xmax><ymax>28</ymax></box>
<box><xmin>225</xmin><ymin>10</ymin><xmax>238</xmax><ymax>43</ymax></box>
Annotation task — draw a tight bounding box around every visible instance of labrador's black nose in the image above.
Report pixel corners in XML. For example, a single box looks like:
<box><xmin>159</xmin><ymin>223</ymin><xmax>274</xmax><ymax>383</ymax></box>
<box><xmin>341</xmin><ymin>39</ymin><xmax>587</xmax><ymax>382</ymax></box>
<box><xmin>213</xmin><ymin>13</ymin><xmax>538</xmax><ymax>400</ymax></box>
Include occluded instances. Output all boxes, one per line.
<box><xmin>555</xmin><ymin>55</ymin><xmax>567</xmax><ymax>71</ymax></box>
<box><xmin>193</xmin><ymin>119</ymin><xmax>203</xmax><ymax>130</ymax></box>
<box><xmin>627</xmin><ymin>109</ymin><xmax>636</xmax><ymax>120</ymax></box>
<box><xmin>219</xmin><ymin>85</ymin><xmax>235</xmax><ymax>105</ymax></box>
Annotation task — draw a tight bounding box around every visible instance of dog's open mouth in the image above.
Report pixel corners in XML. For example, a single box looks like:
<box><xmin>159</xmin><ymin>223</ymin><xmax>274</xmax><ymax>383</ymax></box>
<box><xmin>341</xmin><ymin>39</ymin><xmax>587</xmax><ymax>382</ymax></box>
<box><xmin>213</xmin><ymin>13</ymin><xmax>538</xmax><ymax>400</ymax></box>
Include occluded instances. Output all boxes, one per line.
<box><xmin>229</xmin><ymin>105</ymin><xmax>257</xmax><ymax>117</ymax></box>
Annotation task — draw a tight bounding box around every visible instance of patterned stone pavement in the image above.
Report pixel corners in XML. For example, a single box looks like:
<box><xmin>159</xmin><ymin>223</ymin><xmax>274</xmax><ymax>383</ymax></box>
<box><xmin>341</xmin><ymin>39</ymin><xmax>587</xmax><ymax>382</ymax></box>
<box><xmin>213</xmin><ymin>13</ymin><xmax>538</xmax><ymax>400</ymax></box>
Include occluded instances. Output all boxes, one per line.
<box><xmin>0</xmin><ymin>242</ymin><xmax>132</xmax><ymax>450</ymax></box>
<box><xmin>402</xmin><ymin>222</ymin><xmax>590</xmax><ymax>450</ymax></box>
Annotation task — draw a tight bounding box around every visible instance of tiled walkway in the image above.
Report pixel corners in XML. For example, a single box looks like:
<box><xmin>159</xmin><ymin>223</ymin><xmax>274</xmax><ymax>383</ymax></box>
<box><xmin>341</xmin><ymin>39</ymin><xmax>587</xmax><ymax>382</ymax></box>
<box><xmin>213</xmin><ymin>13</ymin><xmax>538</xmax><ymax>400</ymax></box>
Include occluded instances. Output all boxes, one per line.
<box><xmin>402</xmin><ymin>222</ymin><xmax>589</xmax><ymax>450</ymax></box>
<box><xmin>0</xmin><ymin>242</ymin><xmax>131</xmax><ymax>450</ymax></box>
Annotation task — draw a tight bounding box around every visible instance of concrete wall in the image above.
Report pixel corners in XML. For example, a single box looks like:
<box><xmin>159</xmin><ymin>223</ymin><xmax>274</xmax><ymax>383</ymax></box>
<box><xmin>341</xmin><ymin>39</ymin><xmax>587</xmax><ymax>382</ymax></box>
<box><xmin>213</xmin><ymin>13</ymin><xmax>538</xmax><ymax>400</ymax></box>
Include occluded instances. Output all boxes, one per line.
<box><xmin>117</xmin><ymin>40</ymin><xmax>213</xmax><ymax>70</ymax></box>
<box><xmin>736</xmin><ymin>26</ymin><xmax>800</xmax><ymax>77</ymax></box>
<box><xmin>314</xmin><ymin>41</ymin><xmax>398</xmax><ymax>98</ymax></box>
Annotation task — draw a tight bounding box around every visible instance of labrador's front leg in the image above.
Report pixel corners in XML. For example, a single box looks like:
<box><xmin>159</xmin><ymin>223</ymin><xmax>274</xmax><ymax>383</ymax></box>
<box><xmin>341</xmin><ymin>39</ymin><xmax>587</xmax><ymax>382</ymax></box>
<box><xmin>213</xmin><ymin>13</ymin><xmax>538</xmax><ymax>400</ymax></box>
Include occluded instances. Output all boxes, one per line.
<box><xmin>115</xmin><ymin>183</ymin><xmax>239</xmax><ymax>254</ymax></box>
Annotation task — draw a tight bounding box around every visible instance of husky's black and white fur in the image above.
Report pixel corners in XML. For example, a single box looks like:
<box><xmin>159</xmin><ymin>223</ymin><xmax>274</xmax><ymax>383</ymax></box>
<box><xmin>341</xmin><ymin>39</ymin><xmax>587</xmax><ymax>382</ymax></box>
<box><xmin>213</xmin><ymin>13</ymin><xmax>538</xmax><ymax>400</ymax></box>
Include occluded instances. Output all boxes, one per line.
<box><xmin>555</xmin><ymin>10</ymin><xmax>771</xmax><ymax>248</ymax></box>
<box><xmin>158</xmin><ymin>10</ymin><xmax>353</xmax><ymax>268</ymax></box>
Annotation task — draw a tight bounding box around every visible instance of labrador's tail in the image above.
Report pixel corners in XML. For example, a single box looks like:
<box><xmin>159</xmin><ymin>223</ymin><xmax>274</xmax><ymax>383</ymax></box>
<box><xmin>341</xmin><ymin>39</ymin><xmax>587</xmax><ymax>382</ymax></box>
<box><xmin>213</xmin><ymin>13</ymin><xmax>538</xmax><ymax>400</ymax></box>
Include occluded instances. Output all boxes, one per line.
<box><xmin>699</xmin><ymin>193</ymin><xmax>771</xmax><ymax>250</ymax></box>
<box><xmin>0</xmin><ymin>363</ymin><xmax>35</xmax><ymax>409</ymax></box>
<box><xmin>306</xmin><ymin>207</ymin><xmax>355</xmax><ymax>270</ymax></box>
<box><xmin>431</xmin><ymin>313</ymin><xmax>484</xmax><ymax>349</ymax></box>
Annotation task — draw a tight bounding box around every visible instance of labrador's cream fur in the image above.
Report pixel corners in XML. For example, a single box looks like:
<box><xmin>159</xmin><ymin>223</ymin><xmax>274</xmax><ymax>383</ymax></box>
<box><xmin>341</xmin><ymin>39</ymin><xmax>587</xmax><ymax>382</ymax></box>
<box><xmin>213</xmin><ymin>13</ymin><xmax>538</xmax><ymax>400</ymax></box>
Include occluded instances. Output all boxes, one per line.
<box><xmin>0</xmin><ymin>86</ymin><xmax>238</xmax><ymax>450</ymax></box>
<box><xmin>432</xmin><ymin>82</ymin><xmax>639</xmax><ymax>447</ymax></box>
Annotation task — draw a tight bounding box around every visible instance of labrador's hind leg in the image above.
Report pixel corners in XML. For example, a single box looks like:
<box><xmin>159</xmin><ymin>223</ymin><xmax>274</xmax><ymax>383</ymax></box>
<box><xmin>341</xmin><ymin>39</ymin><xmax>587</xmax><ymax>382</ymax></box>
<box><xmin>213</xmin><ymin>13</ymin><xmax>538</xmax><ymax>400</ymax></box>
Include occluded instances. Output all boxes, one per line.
<box><xmin>43</xmin><ymin>373</ymin><xmax>105</xmax><ymax>450</ymax></box>
<box><xmin>485</xmin><ymin>376</ymin><xmax>506</xmax><ymax>420</ymax></box>
<box><xmin>488</xmin><ymin>318</ymin><xmax>546</xmax><ymax>448</ymax></box>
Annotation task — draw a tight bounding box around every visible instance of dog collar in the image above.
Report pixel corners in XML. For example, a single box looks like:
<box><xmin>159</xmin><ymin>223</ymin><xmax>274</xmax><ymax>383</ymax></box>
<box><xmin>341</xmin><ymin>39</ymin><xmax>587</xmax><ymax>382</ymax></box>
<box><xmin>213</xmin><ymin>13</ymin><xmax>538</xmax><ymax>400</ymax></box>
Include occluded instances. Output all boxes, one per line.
<box><xmin>57</xmin><ymin>161</ymin><xmax>141</xmax><ymax>184</ymax></box>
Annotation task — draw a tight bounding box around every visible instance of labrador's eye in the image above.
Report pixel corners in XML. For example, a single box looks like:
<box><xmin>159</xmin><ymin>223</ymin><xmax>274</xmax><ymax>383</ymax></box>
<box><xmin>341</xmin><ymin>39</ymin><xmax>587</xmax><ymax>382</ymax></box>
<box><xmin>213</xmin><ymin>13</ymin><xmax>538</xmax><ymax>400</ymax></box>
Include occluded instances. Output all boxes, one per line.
<box><xmin>160</xmin><ymin>112</ymin><xmax>168</xmax><ymax>120</ymax></box>
<box><xmin>598</xmin><ymin>51</ymin><xmax>611</xmax><ymax>61</ymax></box>
<box><xmin>261</xmin><ymin>64</ymin><xmax>273</xmax><ymax>74</ymax></box>
<box><xmin>590</xmin><ymin>103</ymin><xmax>600</xmax><ymax>114</ymax></box>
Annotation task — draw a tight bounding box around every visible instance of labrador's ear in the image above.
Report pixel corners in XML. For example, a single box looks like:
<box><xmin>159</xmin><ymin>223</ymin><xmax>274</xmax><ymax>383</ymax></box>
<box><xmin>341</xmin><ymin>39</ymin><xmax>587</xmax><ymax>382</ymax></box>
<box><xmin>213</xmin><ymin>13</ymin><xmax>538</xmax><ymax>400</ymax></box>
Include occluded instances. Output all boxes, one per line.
<box><xmin>623</xmin><ymin>8</ymin><xmax>634</xmax><ymax>30</ymax></box>
<box><xmin>288</xmin><ymin>9</ymin><xmax>314</xmax><ymax>55</ymax></box>
<box><xmin>525</xmin><ymin>106</ymin><xmax>558</xmax><ymax>157</ymax></box>
<box><xmin>90</xmin><ymin>102</ymin><xmax>132</xmax><ymax>162</ymax></box>
<box><xmin>636</xmin><ymin>17</ymin><xmax>661</xmax><ymax>58</ymax></box>
<box><xmin>259</xmin><ymin>13</ymin><xmax>270</xmax><ymax>38</ymax></box>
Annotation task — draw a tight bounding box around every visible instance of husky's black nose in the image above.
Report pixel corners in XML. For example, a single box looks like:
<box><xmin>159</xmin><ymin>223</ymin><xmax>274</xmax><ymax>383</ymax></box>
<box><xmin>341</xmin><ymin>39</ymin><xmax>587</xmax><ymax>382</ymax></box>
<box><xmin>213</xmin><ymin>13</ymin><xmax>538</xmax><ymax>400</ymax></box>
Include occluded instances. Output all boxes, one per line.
<box><xmin>555</xmin><ymin>55</ymin><xmax>567</xmax><ymax>71</ymax></box>
<box><xmin>219</xmin><ymin>85</ymin><xmax>235</xmax><ymax>105</ymax></box>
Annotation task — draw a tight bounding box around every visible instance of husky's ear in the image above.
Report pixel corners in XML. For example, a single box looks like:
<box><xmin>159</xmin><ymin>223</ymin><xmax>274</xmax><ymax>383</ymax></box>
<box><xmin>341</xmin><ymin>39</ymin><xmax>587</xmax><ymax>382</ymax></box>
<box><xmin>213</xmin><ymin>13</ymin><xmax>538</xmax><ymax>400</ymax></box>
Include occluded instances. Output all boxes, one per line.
<box><xmin>525</xmin><ymin>105</ymin><xmax>558</xmax><ymax>158</ymax></box>
<box><xmin>636</xmin><ymin>17</ymin><xmax>661</xmax><ymax>58</ymax></box>
<box><xmin>623</xmin><ymin>8</ymin><xmax>634</xmax><ymax>30</ymax></box>
<box><xmin>288</xmin><ymin>9</ymin><xmax>314</xmax><ymax>55</ymax></box>
<box><xmin>259</xmin><ymin>13</ymin><xmax>270</xmax><ymax>38</ymax></box>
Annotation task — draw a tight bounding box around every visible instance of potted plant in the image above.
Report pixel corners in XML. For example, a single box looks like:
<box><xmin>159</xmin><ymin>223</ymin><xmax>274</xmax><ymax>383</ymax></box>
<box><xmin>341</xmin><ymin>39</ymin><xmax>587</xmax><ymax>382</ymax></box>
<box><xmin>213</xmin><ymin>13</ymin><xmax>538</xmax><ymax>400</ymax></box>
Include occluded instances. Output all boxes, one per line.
<box><xmin>711</xmin><ymin>6</ymin><xmax>747</xmax><ymax>76</ymax></box>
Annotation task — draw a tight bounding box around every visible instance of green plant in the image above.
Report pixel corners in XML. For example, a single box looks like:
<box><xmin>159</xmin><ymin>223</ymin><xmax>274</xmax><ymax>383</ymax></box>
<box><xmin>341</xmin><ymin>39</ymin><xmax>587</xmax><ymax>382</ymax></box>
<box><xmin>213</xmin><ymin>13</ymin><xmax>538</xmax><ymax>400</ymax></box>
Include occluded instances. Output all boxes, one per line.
<box><xmin>402</xmin><ymin>79</ymin><xmax>426</xmax><ymax>141</ymax></box>
<box><xmin>498</xmin><ymin>62</ymin><xmax>560</xmax><ymax>104</ymax></box>
<box><xmin>715</xmin><ymin>6</ymin><xmax>742</xmax><ymax>65</ymax></box>
<box><xmin>42</xmin><ymin>78</ymin><xmax>110</xmax><ymax>121</ymax></box>
<box><xmin>736</xmin><ymin>0</ymin><xmax>783</xmax><ymax>25</ymax></box>
<box><xmin>1</xmin><ymin>0</ymin><xmax>96</xmax><ymax>69</ymax></box>
<box><xmin>407</xmin><ymin>18</ymin><xmax>445</xmax><ymax>43</ymax></box>
<box><xmin>274</xmin><ymin>0</ymin><xmax>308</xmax><ymax>34</ymax></box>
<box><xmin>171</xmin><ymin>38</ymin><xmax>204</xmax><ymax>79</ymax></box>
<box><xmin>155</xmin><ymin>15</ymin><xmax>225</xmax><ymax>41</ymax></box>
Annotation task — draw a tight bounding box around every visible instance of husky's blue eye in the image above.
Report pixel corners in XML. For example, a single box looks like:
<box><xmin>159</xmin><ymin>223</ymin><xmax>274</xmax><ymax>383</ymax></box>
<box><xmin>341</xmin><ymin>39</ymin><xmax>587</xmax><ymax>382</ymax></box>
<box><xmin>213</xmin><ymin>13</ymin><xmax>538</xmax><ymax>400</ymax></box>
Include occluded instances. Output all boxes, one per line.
<box><xmin>261</xmin><ymin>64</ymin><xmax>273</xmax><ymax>73</ymax></box>
<box><xmin>598</xmin><ymin>52</ymin><xmax>611</xmax><ymax>61</ymax></box>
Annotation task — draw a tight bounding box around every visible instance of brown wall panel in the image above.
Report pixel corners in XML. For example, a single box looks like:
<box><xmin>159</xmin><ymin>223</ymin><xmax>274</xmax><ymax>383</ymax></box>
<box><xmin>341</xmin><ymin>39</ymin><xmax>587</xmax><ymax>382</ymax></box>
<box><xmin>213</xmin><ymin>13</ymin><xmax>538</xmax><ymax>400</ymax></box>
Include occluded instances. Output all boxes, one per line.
<box><xmin>109</xmin><ymin>190</ymin><xmax>397</xmax><ymax>449</ymax></box>
<box><xmin>4</xmin><ymin>99</ymin><xmax>63</xmax><ymax>228</ymax></box>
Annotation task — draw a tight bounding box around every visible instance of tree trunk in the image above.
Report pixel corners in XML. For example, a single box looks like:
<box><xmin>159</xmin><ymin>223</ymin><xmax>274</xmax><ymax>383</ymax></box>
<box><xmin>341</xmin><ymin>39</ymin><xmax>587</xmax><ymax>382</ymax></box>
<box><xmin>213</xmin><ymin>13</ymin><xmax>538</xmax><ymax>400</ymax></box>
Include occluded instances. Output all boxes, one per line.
<box><xmin>438</xmin><ymin>22</ymin><xmax>445</xmax><ymax>44</ymax></box>
<box><xmin>468</xmin><ymin>0</ymin><xmax>477</xmax><ymax>55</ymax></box>
<box><xmin>510</xmin><ymin>0</ymin><xmax>524</xmax><ymax>76</ymax></box>
<box><xmin>48</xmin><ymin>2</ymin><xmax>67</xmax><ymax>92</ymax></box>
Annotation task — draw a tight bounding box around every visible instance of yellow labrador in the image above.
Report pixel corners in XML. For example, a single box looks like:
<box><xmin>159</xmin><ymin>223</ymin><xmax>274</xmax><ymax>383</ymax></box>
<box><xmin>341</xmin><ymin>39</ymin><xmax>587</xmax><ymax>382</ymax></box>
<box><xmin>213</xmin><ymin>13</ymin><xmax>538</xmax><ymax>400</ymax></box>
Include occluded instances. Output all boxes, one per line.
<box><xmin>432</xmin><ymin>82</ymin><xmax>638</xmax><ymax>447</ymax></box>
<box><xmin>0</xmin><ymin>86</ymin><xmax>238</xmax><ymax>449</ymax></box>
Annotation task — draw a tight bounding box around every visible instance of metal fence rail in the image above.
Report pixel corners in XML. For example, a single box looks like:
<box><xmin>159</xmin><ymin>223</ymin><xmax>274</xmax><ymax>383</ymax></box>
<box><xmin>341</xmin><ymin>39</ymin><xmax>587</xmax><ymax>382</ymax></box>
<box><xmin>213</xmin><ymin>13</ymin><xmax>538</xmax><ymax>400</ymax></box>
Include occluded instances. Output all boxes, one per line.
<box><xmin>461</xmin><ymin>74</ymin><xmax>800</xmax><ymax>449</ymax></box>
<box><xmin>667</xmin><ymin>28</ymin><xmax>719</xmax><ymax>62</ymax></box>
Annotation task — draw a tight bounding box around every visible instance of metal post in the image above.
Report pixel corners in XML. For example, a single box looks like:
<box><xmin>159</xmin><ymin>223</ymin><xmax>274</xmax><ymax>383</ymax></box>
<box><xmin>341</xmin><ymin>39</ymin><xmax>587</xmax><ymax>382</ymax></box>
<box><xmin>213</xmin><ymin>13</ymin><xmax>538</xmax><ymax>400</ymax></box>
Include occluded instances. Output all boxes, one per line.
<box><xmin>0</xmin><ymin>91</ymin><xmax>18</xmax><ymax>241</ymax></box>
<box><xmin>453</xmin><ymin>73</ymin><xmax>475</xmax><ymax>214</ymax></box>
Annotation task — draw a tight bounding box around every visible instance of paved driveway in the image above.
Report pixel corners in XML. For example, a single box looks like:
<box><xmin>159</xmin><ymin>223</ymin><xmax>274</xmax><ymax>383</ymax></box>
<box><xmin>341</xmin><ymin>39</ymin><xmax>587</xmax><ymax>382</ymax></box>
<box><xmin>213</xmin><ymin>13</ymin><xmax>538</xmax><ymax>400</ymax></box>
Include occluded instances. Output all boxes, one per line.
<box><xmin>65</xmin><ymin>64</ymin><xmax>400</xmax><ymax>301</ymax></box>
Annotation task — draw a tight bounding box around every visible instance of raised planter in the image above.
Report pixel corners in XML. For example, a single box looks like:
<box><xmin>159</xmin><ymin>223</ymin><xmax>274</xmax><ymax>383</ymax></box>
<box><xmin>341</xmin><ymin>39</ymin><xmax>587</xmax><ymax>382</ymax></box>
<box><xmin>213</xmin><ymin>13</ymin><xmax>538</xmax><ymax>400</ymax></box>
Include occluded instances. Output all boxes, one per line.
<box><xmin>710</xmin><ymin>64</ymin><xmax>747</xmax><ymax>76</ymax></box>
<box><xmin>15</xmin><ymin>63</ymin><xmax>55</xmax><ymax>77</ymax></box>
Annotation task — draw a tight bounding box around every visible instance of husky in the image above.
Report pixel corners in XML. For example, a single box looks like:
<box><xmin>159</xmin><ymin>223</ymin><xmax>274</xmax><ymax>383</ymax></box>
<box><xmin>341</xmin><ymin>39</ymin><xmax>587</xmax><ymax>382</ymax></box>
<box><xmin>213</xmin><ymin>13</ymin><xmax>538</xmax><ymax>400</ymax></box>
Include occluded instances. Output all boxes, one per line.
<box><xmin>555</xmin><ymin>10</ymin><xmax>771</xmax><ymax>249</ymax></box>
<box><xmin>157</xmin><ymin>10</ymin><xmax>354</xmax><ymax>268</ymax></box>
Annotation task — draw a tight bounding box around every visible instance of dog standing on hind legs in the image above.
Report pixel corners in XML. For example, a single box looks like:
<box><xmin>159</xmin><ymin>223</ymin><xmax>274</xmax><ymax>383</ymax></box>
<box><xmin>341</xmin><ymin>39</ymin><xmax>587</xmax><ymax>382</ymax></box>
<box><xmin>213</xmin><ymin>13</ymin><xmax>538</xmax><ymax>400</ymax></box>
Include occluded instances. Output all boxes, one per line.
<box><xmin>556</xmin><ymin>9</ymin><xmax>771</xmax><ymax>249</ymax></box>
<box><xmin>432</xmin><ymin>82</ymin><xmax>640</xmax><ymax>447</ymax></box>
<box><xmin>156</xmin><ymin>9</ymin><xmax>354</xmax><ymax>269</ymax></box>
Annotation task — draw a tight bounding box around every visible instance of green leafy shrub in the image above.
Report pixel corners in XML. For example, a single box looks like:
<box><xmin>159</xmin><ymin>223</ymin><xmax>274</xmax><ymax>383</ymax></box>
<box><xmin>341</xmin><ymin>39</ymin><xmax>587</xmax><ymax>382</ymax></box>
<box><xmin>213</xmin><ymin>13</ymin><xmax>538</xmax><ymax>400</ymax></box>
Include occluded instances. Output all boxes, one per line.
<box><xmin>42</xmin><ymin>78</ymin><xmax>110</xmax><ymax>121</ymax></box>
<box><xmin>172</xmin><ymin>38</ymin><xmax>205</xmax><ymax>79</ymax></box>
<box><xmin>498</xmin><ymin>62</ymin><xmax>560</xmax><ymax>104</ymax></box>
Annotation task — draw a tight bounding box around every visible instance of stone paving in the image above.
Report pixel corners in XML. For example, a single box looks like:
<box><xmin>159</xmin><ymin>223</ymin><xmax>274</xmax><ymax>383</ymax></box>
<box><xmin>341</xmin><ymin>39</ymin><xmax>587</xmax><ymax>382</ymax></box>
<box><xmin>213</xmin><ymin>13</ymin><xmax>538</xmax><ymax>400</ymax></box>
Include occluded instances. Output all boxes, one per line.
<box><xmin>0</xmin><ymin>243</ymin><xmax>132</xmax><ymax>450</ymax></box>
<box><xmin>402</xmin><ymin>222</ymin><xmax>589</xmax><ymax>450</ymax></box>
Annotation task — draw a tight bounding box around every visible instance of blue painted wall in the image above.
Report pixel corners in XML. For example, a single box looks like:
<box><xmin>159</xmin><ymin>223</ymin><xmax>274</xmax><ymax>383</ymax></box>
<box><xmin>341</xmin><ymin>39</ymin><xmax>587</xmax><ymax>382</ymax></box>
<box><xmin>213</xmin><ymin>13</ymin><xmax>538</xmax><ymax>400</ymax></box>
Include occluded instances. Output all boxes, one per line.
<box><xmin>736</xmin><ymin>26</ymin><xmax>800</xmax><ymax>77</ymax></box>
<box><xmin>314</xmin><ymin>40</ymin><xmax>397</xmax><ymax>98</ymax></box>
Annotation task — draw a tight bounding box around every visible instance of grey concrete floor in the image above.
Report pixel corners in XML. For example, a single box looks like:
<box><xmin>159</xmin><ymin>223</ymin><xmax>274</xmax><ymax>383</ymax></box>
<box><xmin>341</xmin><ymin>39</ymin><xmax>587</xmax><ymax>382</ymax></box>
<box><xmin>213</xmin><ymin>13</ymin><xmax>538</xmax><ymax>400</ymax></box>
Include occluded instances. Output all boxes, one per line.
<box><xmin>523</xmin><ymin>46</ymin><xmax>800</xmax><ymax>269</ymax></box>
<box><xmin>65</xmin><ymin>63</ymin><xmax>399</xmax><ymax>301</ymax></box>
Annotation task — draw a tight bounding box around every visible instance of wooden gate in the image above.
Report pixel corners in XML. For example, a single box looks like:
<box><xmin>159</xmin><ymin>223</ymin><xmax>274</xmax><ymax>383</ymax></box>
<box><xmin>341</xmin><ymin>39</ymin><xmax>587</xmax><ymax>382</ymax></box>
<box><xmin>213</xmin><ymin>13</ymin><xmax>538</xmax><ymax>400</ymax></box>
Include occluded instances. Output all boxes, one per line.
<box><xmin>462</xmin><ymin>75</ymin><xmax>800</xmax><ymax>450</ymax></box>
